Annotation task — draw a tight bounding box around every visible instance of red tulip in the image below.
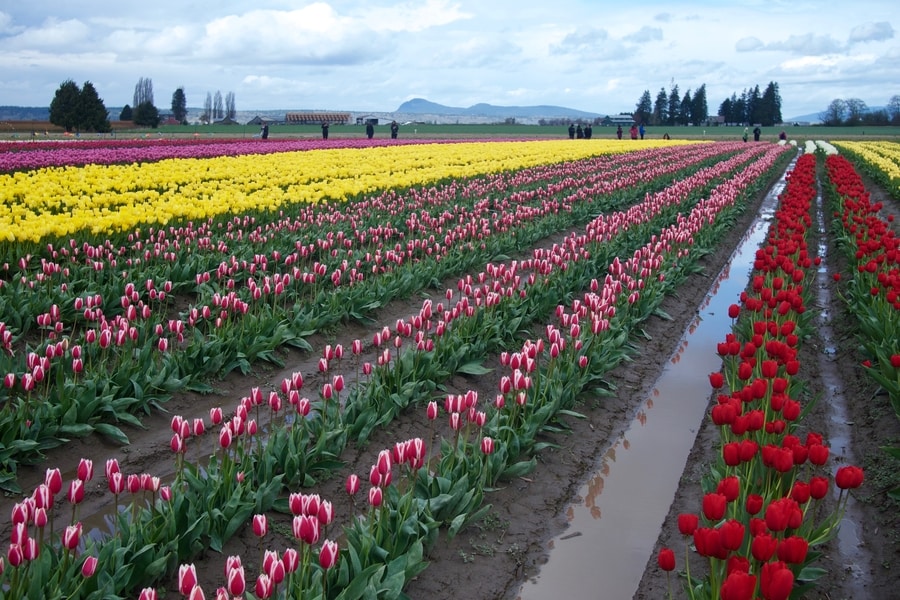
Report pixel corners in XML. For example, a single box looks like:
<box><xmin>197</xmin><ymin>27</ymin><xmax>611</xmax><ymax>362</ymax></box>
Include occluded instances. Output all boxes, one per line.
<box><xmin>709</xmin><ymin>372</ymin><xmax>725</xmax><ymax>389</ymax></box>
<box><xmin>81</xmin><ymin>555</ymin><xmax>98</xmax><ymax>578</ymax></box>
<box><xmin>809</xmin><ymin>475</ymin><xmax>829</xmax><ymax>500</ymax></box>
<box><xmin>346</xmin><ymin>473</ymin><xmax>360</xmax><ymax>496</ymax></box>
<box><xmin>776</xmin><ymin>535</ymin><xmax>809</xmax><ymax>564</ymax></box>
<box><xmin>702</xmin><ymin>492</ymin><xmax>727</xmax><ymax>521</ymax></box>
<box><xmin>481</xmin><ymin>436</ymin><xmax>495</xmax><ymax>455</ymax></box>
<box><xmin>68</xmin><ymin>479</ymin><xmax>85</xmax><ymax>505</ymax></box>
<box><xmin>368</xmin><ymin>486</ymin><xmax>383</xmax><ymax>507</ymax></box>
<box><xmin>751</xmin><ymin>532</ymin><xmax>778</xmax><ymax>562</ymax></box>
<box><xmin>318</xmin><ymin>500</ymin><xmax>334</xmax><ymax>525</ymax></box>
<box><xmin>77</xmin><ymin>458</ymin><xmax>93</xmax><ymax>482</ymax></box>
<box><xmin>62</xmin><ymin>523</ymin><xmax>82</xmax><ymax>550</ymax></box>
<box><xmin>716</xmin><ymin>476</ymin><xmax>740</xmax><ymax>502</ymax></box>
<box><xmin>657</xmin><ymin>547</ymin><xmax>675</xmax><ymax>571</ymax></box>
<box><xmin>835</xmin><ymin>465</ymin><xmax>864</xmax><ymax>489</ymax></box>
<box><xmin>255</xmin><ymin>573</ymin><xmax>274</xmax><ymax>599</ymax></box>
<box><xmin>138</xmin><ymin>588</ymin><xmax>158</xmax><ymax>600</ymax></box>
<box><xmin>719</xmin><ymin>519</ymin><xmax>745</xmax><ymax>551</ymax></box>
<box><xmin>282</xmin><ymin>548</ymin><xmax>300</xmax><ymax>573</ymax></box>
<box><xmin>693</xmin><ymin>527</ymin><xmax>726</xmax><ymax>559</ymax></box>
<box><xmin>319</xmin><ymin>539</ymin><xmax>340</xmax><ymax>569</ymax></box>
<box><xmin>790</xmin><ymin>481</ymin><xmax>811</xmax><ymax>504</ymax></box>
<box><xmin>677</xmin><ymin>513</ymin><xmax>699</xmax><ymax>536</ymax></box>
<box><xmin>45</xmin><ymin>467</ymin><xmax>63</xmax><ymax>494</ymax></box>
<box><xmin>178</xmin><ymin>563</ymin><xmax>198</xmax><ymax>595</ymax></box>
<box><xmin>252</xmin><ymin>514</ymin><xmax>267</xmax><ymax>537</ymax></box>
<box><xmin>745</xmin><ymin>493</ymin><xmax>763</xmax><ymax>516</ymax></box>
<box><xmin>720</xmin><ymin>570</ymin><xmax>757</xmax><ymax>600</ymax></box>
<box><xmin>226</xmin><ymin>564</ymin><xmax>245</xmax><ymax>596</ymax></box>
<box><xmin>7</xmin><ymin>543</ymin><xmax>24</xmax><ymax>567</ymax></box>
<box><xmin>760</xmin><ymin>560</ymin><xmax>794</xmax><ymax>600</ymax></box>
<box><xmin>807</xmin><ymin>443</ymin><xmax>829</xmax><ymax>466</ymax></box>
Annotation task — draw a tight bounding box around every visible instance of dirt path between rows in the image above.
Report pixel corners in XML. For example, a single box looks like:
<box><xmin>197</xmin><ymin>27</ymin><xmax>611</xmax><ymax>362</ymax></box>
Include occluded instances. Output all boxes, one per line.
<box><xmin>4</xmin><ymin>152</ymin><xmax>898</xmax><ymax>600</ymax></box>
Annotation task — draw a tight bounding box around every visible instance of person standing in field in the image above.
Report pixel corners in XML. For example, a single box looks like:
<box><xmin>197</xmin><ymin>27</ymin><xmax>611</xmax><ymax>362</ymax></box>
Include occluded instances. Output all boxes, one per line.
<box><xmin>568</xmin><ymin>123</ymin><xmax>576</xmax><ymax>139</ymax></box>
<box><xmin>742</xmin><ymin>127</ymin><xmax>749</xmax><ymax>142</ymax></box>
<box><xmin>321</xmin><ymin>121</ymin><xmax>329</xmax><ymax>139</ymax></box>
<box><xmin>639</xmin><ymin>123</ymin><xmax>645</xmax><ymax>139</ymax></box>
<box><xmin>366</xmin><ymin>121</ymin><xmax>374</xmax><ymax>139</ymax></box>
<box><xmin>630</xmin><ymin>123</ymin><xmax>638</xmax><ymax>139</ymax></box>
<box><xmin>390</xmin><ymin>121</ymin><xmax>399</xmax><ymax>139</ymax></box>
<box><xmin>616</xmin><ymin>125</ymin><xmax>623</xmax><ymax>139</ymax></box>
<box><xmin>584</xmin><ymin>123</ymin><xmax>592</xmax><ymax>139</ymax></box>
<box><xmin>576</xmin><ymin>124</ymin><xmax>584</xmax><ymax>139</ymax></box>
<box><xmin>753</xmin><ymin>126</ymin><xmax>761</xmax><ymax>141</ymax></box>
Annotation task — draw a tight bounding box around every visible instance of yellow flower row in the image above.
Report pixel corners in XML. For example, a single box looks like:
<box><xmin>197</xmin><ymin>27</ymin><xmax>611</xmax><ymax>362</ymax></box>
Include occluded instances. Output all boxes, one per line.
<box><xmin>832</xmin><ymin>141</ymin><xmax>900</xmax><ymax>196</ymax></box>
<box><xmin>0</xmin><ymin>140</ymin><xmax>689</xmax><ymax>244</ymax></box>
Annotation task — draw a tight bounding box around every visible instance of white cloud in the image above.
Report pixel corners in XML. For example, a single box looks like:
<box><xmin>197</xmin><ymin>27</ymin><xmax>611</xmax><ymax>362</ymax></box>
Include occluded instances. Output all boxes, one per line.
<box><xmin>0</xmin><ymin>1</ymin><xmax>897</xmax><ymax>119</ymax></box>
<box><xmin>848</xmin><ymin>21</ymin><xmax>894</xmax><ymax>43</ymax></box>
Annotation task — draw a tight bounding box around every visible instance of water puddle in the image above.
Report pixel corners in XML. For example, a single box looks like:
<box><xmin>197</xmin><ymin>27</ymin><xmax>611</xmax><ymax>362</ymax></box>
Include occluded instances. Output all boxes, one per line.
<box><xmin>811</xmin><ymin>179</ymin><xmax>870</xmax><ymax>592</ymax></box>
<box><xmin>515</xmin><ymin>168</ymin><xmax>787</xmax><ymax>600</ymax></box>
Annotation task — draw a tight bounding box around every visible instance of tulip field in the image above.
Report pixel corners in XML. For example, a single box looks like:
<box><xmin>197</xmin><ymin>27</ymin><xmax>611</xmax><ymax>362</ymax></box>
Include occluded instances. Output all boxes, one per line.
<box><xmin>0</xmin><ymin>135</ymin><xmax>897</xmax><ymax>600</ymax></box>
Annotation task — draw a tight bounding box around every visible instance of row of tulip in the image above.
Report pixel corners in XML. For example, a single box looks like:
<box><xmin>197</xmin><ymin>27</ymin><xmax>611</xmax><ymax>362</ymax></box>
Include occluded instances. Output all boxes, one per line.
<box><xmin>833</xmin><ymin>141</ymin><xmax>900</xmax><ymax>201</ymax></box>
<box><xmin>0</xmin><ymin>137</ymin><xmax>453</xmax><ymax>172</ymax></box>
<box><xmin>656</xmin><ymin>151</ymin><xmax>865</xmax><ymax>599</ymax></box>
<box><xmin>1</xmin><ymin>139</ymin><xmax>695</xmax><ymax>242</ymax></box>
<box><xmin>822</xmin><ymin>151</ymin><xmax>900</xmax><ymax>458</ymax></box>
<box><xmin>0</xmin><ymin>142</ymin><xmax>736</xmax><ymax>489</ymax></box>
<box><xmin>0</xmin><ymin>143</ymin><xmax>794</xmax><ymax>597</ymax></box>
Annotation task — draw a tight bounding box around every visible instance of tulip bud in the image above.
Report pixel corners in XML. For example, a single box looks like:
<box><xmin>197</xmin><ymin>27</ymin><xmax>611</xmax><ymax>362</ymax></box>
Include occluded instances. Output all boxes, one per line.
<box><xmin>81</xmin><ymin>555</ymin><xmax>98</xmax><ymax>577</ymax></box>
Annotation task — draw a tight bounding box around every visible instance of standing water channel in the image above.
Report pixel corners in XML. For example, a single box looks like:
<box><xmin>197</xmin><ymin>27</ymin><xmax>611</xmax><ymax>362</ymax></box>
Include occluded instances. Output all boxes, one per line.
<box><xmin>516</xmin><ymin>162</ymin><xmax>791</xmax><ymax>600</ymax></box>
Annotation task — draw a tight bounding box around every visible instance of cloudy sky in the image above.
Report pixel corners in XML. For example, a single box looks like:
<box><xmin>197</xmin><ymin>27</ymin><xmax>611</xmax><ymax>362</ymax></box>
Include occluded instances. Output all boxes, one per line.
<box><xmin>1</xmin><ymin>0</ymin><xmax>896</xmax><ymax>119</ymax></box>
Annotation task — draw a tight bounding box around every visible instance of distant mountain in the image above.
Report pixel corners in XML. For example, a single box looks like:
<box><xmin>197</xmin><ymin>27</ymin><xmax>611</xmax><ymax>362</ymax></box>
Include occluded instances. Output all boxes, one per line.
<box><xmin>396</xmin><ymin>98</ymin><xmax>602</xmax><ymax>119</ymax></box>
<box><xmin>0</xmin><ymin>106</ymin><xmax>50</xmax><ymax>121</ymax></box>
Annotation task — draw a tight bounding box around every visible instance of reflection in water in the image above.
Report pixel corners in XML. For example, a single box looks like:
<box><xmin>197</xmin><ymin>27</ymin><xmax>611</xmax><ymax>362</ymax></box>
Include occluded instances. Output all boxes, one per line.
<box><xmin>517</xmin><ymin>169</ymin><xmax>790</xmax><ymax>600</ymax></box>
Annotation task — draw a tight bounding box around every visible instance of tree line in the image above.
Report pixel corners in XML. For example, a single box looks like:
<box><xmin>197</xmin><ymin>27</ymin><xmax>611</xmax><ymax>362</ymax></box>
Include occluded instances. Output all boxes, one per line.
<box><xmin>820</xmin><ymin>95</ymin><xmax>900</xmax><ymax>126</ymax></box>
<box><xmin>48</xmin><ymin>77</ymin><xmax>236</xmax><ymax>132</ymax></box>
<box><xmin>634</xmin><ymin>81</ymin><xmax>782</xmax><ymax>127</ymax></box>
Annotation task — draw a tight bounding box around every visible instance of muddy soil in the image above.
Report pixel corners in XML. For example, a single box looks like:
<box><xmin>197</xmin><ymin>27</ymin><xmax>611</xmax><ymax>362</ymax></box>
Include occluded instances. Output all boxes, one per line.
<box><xmin>3</xmin><ymin>156</ymin><xmax>898</xmax><ymax>600</ymax></box>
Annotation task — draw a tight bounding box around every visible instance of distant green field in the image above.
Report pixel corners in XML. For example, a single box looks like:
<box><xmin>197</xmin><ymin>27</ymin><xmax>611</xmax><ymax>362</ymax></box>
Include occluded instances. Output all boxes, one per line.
<box><xmin>3</xmin><ymin>121</ymin><xmax>899</xmax><ymax>142</ymax></box>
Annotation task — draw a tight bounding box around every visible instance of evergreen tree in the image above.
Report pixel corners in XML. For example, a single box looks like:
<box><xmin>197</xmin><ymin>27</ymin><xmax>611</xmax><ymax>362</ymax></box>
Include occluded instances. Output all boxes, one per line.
<box><xmin>667</xmin><ymin>84</ymin><xmax>680</xmax><ymax>126</ymax></box>
<box><xmin>77</xmin><ymin>81</ymin><xmax>111</xmax><ymax>132</ymax></box>
<box><xmin>679</xmin><ymin>90</ymin><xmax>692</xmax><ymax>125</ymax></box>
<box><xmin>133</xmin><ymin>101</ymin><xmax>160</xmax><ymax>128</ymax></box>
<box><xmin>120</xmin><ymin>104</ymin><xmax>133</xmax><ymax>121</ymax></box>
<box><xmin>690</xmin><ymin>84</ymin><xmax>708</xmax><ymax>126</ymax></box>
<box><xmin>747</xmin><ymin>85</ymin><xmax>762</xmax><ymax>124</ymax></box>
<box><xmin>759</xmin><ymin>82</ymin><xmax>782</xmax><ymax>126</ymax></box>
<box><xmin>171</xmin><ymin>87</ymin><xmax>188</xmax><ymax>124</ymax></box>
<box><xmin>653</xmin><ymin>87</ymin><xmax>668</xmax><ymax>126</ymax></box>
<box><xmin>49</xmin><ymin>79</ymin><xmax>82</xmax><ymax>132</ymax></box>
<box><xmin>635</xmin><ymin>90</ymin><xmax>652</xmax><ymax>126</ymax></box>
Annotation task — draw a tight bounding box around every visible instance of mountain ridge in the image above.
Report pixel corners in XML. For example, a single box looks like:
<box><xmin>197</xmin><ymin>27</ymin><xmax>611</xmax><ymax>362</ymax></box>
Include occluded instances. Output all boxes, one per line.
<box><xmin>396</xmin><ymin>98</ymin><xmax>602</xmax><ymax>119</ymax></box>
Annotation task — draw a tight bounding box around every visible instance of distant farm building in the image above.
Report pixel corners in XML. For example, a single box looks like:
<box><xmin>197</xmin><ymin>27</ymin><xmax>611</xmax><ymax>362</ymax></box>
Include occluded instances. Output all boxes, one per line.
<box><xmin>603</xmin><ymin>114</ymin><xmax>636</xmax><ymax>126</ymax></box>
<box><xmin>286</xmin><ymin>112</ymin><xmax>351</xmax><ymax>125</ymax></box>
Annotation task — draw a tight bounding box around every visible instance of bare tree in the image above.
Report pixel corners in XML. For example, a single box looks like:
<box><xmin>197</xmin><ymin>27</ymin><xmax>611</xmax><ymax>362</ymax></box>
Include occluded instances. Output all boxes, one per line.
<box><xmin>213</xmin><ymin>91</ymin><xmax>224</xmax><ymax>120</ymax></box>
<box><xmin>202</xmin><ymin>92</ymin><xmax>213</xmax><ymax>124</ymax></box>
<box><xmin>844</xmin><ymin>98</ymin><xmax>869</xmax><ymax>126</ymax></box>
<box><xmin>820</xmin><ymin>99</ymin><xmax>847</xmax><ymax>126</ymax></box>
<box><xmin>133</xmin><ymin>77</ymin><xmax>154</xmax><ymax>108</ymax></box>
<box><xmin>888</xmin><ymin>94</ymin><xmax>900</xmax><ymax>125</ymax></box>
<box><xmin>225</xmin><ymin>92</ymin><xmax>236</xmax><ymax>119</ymax></box>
